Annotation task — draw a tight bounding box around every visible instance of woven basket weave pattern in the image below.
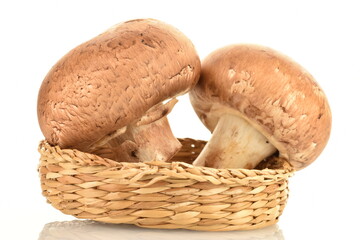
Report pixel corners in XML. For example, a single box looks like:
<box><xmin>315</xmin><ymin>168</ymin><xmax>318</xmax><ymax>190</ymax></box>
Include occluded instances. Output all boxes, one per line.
<box><xmin>38</xmin><ymin>138</ymin><xmax>294</xmax><ymax>231</ymax></box>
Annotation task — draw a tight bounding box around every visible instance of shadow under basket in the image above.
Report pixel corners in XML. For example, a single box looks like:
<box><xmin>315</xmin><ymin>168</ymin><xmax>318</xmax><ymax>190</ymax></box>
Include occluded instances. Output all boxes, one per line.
<box><xmin>38</xmin><ymin>138</ymin><xmax>295</xmax><ymax>231</ymax></box>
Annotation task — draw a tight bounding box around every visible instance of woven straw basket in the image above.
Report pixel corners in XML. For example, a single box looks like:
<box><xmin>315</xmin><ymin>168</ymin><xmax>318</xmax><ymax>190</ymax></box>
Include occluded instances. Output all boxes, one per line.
<box><xmin>38</xmin><ymin>138</ymin><xmax>294</xmax><ymax>231</ymax></box>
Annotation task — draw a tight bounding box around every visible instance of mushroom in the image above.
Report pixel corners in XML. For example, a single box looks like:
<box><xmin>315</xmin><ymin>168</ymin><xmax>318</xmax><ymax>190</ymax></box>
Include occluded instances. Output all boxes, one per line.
<box><xmin>190</xmin><ymin>44</ymin><xmax>331</xmax><ymax>170</ymax></box>
<box><xmin>37</xmin><ymin>19</ymin><xmax>200</xmax><ymax>163</ymax></box>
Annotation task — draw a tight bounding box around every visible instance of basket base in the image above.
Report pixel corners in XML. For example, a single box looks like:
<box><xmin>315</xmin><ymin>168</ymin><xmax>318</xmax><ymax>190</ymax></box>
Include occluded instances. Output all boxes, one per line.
<box><xmin>40</xmin><ymin>220</ymin><xmax>285</xmax><ymax>239</ymax></box>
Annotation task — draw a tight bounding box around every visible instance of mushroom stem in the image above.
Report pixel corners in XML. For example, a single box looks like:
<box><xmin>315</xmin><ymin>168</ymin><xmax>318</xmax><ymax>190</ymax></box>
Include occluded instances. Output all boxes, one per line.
<box><xmin>193</xmin><ymin>114</ymin><xmax>277</xmax><ymax>169</ymax></box>
<box><xmin>91</xmin><ymin>99</ymin><xmax>181</xmax><ymax>163</ymax></box>
<box><xmin>124</xmin><ymin>116</ymin><xmax>182</xmax><ymax>162</ymax></box>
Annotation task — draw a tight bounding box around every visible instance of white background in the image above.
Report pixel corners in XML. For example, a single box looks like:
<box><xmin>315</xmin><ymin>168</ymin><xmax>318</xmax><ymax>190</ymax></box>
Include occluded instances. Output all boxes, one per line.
<box><xmin>1</xmin><ymin>0</ymin><xmax>359</xmax><ymax>239</ymax></box>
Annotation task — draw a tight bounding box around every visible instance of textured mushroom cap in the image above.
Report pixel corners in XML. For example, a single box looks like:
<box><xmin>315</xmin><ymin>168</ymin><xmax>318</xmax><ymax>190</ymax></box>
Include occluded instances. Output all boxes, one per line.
<box><xmin>190</xmin><ymin>44</ymin><xmax>331</xmax><ymax>170</ymax></box>
<box><xmin>38</xmin><ymin>19</ymin><xmax>200</xmax><ymax>151</ymax></box>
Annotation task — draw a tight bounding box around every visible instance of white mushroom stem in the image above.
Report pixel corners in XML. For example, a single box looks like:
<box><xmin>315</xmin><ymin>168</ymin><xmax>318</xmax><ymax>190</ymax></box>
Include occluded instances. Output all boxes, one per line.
<box><xmin>124</xmin><ymin>116</ymin><xmax>181</xmax><ymax>162</ymax></box>
<box><xmin>193</xmin><ymin>114</ymin><xmax>277</xmax><ymax>169</ymax></box>
<box><xmin>91</xmin><ymin>99</ymin><xmax>181</xmax><ymax>162</ymax></box>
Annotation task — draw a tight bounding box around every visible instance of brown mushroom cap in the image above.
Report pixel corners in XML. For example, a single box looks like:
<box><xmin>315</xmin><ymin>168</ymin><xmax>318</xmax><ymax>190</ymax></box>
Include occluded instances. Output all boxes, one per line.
<box><xmin>38</xmin><ymin>19</ymin><xmax>200</xmax><ymax>153</ymax></box>
<box><xmin>190</xmin><ymin>44</ymin><xmax>331</xmax><ymax>170</ymax></box>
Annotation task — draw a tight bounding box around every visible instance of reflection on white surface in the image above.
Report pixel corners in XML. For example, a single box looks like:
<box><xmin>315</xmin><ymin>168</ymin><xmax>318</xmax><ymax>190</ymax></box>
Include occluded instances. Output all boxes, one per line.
<box><xmin>38</xmin><ymin>220</ymin><xmax>284</xmax><ymax>240</ymax></box>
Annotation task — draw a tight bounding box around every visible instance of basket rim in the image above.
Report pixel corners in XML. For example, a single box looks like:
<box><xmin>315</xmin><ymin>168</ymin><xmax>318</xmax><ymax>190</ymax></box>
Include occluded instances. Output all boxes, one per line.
<box><xmin>38</xmin><ymin>139</ymin><xmax>295</xmax><ymax>186</ymax></box>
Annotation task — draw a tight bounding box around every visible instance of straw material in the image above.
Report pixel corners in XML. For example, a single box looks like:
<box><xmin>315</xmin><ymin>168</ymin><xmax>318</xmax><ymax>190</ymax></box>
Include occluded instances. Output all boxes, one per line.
<box><xmin>38</xmin><ymin>138</ymin><xmax>294</xmax><ymax>231</ymax></box>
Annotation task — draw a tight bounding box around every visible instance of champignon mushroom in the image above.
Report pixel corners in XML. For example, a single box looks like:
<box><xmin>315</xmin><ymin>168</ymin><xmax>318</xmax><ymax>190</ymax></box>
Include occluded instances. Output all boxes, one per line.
<box><xmin>38</xmin><ymin>19</ymin><xmax>200</xmax><ymax>163</ymax></box>
<box><xmin>190</xmin><ymin>44</ymin><xmax>331</xmax><ymax>170</ymax></box>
